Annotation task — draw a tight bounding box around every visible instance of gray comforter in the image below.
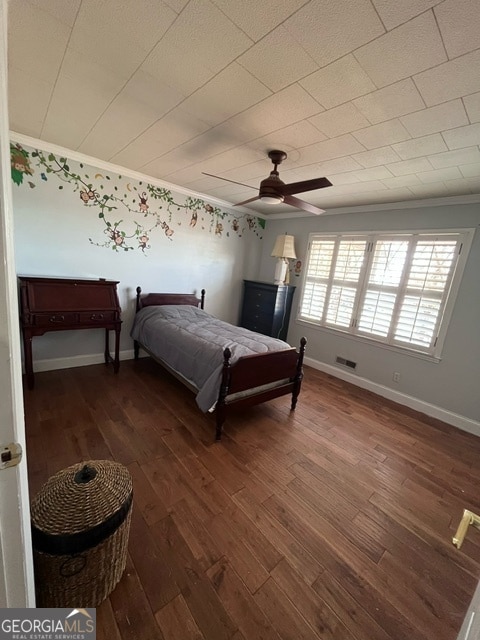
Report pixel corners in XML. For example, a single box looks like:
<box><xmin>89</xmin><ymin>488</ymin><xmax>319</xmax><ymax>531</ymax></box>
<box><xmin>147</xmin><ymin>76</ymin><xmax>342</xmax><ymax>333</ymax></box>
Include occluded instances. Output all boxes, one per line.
<box><xmin>130</xmin><ymin>305</ymin><xmax>291</xmax><ymax>411</ymax></box>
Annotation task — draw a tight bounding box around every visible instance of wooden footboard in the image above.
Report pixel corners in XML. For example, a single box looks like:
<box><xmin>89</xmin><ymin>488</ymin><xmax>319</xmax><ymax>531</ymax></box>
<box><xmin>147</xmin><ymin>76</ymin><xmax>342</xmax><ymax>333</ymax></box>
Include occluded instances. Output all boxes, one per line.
<box><xmin>215</xmin><ymin>337</ymin><xmax>307</xmax><ymax>440</ymax></box>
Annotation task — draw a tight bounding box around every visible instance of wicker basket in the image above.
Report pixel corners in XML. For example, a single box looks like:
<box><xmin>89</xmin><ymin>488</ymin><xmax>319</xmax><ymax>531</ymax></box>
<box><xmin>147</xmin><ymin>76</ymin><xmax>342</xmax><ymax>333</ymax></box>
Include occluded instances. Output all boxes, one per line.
<box><xmin>31</xmin><ymin>460</ymin><xmax>133</xmax><ymax>607</ymax></box>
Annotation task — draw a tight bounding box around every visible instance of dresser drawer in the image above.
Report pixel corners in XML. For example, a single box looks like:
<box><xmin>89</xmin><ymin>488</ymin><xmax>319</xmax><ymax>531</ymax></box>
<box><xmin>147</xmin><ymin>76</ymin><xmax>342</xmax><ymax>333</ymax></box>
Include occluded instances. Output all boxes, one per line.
<box><xmin>78</xmin><ymin>311</ymin><xmax>117</xmax><ymax>323</ymax></box>
<box><xmin>243</xmin><ymin>289</ymin><xmax>276</xmax><ymax>313</ymax></box>
<box><xmin>242</xmin><ymin>317</ymin><xmax>272</xmax><ymax>335</ymax></box>
<box><xmin>33</xmin><ymin>313</ymin><xmax>78</xmax><ymax>327</ymax></box>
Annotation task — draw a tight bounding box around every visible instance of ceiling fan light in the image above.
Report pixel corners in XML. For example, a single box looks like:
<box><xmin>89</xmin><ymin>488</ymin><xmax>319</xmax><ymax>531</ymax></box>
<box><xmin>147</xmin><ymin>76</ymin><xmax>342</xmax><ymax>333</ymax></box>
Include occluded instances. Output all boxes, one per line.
<box><xmin>260</xmin><ymin>195</ymin><xmax>283</xmax><ymax>204</ymax></box>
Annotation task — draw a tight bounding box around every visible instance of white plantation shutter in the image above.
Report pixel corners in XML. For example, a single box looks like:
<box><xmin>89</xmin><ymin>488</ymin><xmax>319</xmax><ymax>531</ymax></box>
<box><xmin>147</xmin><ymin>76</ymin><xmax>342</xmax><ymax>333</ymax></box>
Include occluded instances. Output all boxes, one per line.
<box><xmin>299</xmin><ymin>231</ymin><xmax>470</xmax><ymax>356</ymax></box>
<box><xmin>325</xmin><ymin>239</ymin><xmax>367</xmax><ymax>328</ymax></box>
<box><xmin>393</xmin><ymin>238</ymin><xmax>458</xmax><ymax>348</ymax></box>
<box><xmin>358</xmin><ymin>239</ymin><xmax>409</xmax><ymax>338</ymax></box>
<box><xmin>300</xmin><ymin>239</ymin><xmax>335</xmax><ymax>321</ymax></box>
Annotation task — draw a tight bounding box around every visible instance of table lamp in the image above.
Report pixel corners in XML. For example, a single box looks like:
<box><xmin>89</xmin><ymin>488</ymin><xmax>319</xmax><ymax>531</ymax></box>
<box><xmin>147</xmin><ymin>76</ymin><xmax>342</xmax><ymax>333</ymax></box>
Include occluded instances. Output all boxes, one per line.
<box><xmin>271</xmin><ymin>234</ymin><xmax>297</xmax><ymax>284</ymax></box>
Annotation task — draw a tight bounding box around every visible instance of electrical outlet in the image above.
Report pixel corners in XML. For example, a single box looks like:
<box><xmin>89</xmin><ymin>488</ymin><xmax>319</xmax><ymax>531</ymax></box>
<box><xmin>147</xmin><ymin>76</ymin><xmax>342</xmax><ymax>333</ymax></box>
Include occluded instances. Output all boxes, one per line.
<box><xmin>393</xmin><ymin>372</ymin><xmax>401</xmax><ymax>383</ymax></box>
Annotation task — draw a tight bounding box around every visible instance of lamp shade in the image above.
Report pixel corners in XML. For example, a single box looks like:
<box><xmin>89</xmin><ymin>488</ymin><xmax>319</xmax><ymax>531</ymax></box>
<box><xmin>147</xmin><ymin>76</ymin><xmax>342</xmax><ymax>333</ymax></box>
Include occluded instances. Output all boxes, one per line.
<box><xmin>271</xmin><ymin>234</ymin><xmax>297</xmax><ymax>259</ymax></box>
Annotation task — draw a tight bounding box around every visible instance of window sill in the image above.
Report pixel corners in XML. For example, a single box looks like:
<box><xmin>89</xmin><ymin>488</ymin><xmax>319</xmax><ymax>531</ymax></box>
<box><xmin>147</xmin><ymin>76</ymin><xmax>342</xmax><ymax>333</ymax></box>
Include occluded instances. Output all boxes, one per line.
<box><xmin>296</xmin><ymin>318</ymin><xmax>442</xmax><ymax>363</ymax></box>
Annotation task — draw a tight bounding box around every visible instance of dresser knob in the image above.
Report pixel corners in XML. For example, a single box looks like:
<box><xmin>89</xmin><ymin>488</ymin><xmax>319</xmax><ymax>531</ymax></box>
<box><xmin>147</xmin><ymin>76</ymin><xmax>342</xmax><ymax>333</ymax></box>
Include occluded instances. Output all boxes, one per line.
<box><xmin>49</xmin><ymin>315</ymin><xmax>65</xmax><ymax>323</ymax></box>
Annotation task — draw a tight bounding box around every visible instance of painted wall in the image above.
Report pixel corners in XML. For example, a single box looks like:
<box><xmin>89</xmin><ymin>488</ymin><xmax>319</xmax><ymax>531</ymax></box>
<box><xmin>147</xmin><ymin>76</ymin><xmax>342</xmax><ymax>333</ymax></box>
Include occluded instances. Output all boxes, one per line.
<box><xmin>258</xmin><ymin>204</ymin><xmax>480</xmax><ymax>428</ymax></box>
<box><xmin>10</xmin><ymin>140</ymin><xmax>264</xmax><ymax>367</ymax></box>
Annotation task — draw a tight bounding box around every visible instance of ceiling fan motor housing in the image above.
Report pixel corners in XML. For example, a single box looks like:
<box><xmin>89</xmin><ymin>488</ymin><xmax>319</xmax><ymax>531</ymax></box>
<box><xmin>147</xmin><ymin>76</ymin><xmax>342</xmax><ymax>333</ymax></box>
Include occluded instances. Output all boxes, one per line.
<box><xmin>260</xmin><ymin>173</ymin><xmax>285</xmax><ymax>201</ymax></box>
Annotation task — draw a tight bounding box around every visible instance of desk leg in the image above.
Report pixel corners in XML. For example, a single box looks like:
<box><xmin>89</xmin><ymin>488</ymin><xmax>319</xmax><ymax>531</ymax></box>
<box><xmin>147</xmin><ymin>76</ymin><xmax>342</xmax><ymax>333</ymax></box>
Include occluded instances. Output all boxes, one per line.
<box><xmin>114</xmin><ymin>327</ymin><xmax>120</xmax><ymax>373</ymax></box>
<box><xmin>23</xmin><ymin>331</ymin><xmax>34</xmax><ymax>390</ymax></box>
<box><xmin>104</xmin><ymin>328</ymin><xmax>110</xmax><ymax>365</ymax></box>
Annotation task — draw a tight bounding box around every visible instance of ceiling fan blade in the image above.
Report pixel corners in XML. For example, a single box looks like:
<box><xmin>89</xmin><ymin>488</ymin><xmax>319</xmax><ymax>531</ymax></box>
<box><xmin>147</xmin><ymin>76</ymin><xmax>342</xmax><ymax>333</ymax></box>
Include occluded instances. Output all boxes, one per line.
<box><xmin>284</xmin><ymin>195</ymin><xmax>326</xmax><ymax>215</ymax></box>
<box><xmin>202</xmin><ymin>172</ymin><xmax>256</xmax><ymax>190</ymax></box>
<box><xmin>234</xmin><ymin>195</ymin><xmax>261</xmax><ymax>206</ymax></box>
<box><xmin>280</xmin><ymin>176</ymin><xmax>332</xmax><ymax>196</ymax></box>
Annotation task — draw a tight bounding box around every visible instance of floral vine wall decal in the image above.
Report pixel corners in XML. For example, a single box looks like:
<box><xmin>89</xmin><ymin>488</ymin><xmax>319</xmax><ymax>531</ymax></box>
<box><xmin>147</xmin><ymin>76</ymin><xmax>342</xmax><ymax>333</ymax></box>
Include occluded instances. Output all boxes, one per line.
<box><xmin>10</xmin><ymin>143</ymin><xmax>265</xmax><ymax>253</ymax></box>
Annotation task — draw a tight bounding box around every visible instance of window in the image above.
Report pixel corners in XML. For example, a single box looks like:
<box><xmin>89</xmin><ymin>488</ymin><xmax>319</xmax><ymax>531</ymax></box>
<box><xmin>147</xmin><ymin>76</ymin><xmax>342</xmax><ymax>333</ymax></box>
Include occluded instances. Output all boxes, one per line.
<box><xmin>299</xmin><ymin>230</ymin><xmax>473</xmax><ymax>356</ymax></box>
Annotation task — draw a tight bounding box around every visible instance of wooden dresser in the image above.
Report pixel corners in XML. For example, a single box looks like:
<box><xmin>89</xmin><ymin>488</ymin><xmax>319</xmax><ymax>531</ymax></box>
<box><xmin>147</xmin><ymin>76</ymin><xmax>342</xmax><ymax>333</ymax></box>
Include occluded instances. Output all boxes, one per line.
<box><xmin>19</xmin><ymin>276</ymin><xmax>122</xmax><ymax>389</ymax></box>
<box><xmin>239</xmin><ymin>279</ymin><xmax>295</xmax><ymax>342</ymax></box>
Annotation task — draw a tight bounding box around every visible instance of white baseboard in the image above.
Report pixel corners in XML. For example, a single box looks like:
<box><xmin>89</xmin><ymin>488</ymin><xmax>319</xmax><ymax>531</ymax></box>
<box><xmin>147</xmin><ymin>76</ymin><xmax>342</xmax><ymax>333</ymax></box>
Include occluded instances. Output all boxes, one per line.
<box><xmin>304</xmin><ymin>356</ymin><xmax>480</xmax><ymax>438</ymax></box>
<box><xmin>31</xmin><ymin>348</ymin><xmax>142</xmax><ymax>373</ymax></box>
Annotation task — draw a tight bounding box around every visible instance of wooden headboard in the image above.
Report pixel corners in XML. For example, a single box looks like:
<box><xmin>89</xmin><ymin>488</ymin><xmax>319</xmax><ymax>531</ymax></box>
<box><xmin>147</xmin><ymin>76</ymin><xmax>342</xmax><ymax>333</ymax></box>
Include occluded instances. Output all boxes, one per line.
<box><xmin>135</xmin><ymin>287</ymin><xmax>205</xmax><ymax>312</ymax></box>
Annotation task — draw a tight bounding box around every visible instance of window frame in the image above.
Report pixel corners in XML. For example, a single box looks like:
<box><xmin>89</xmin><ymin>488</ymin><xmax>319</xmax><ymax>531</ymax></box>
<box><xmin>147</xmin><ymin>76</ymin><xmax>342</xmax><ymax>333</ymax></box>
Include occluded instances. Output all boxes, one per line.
<box><xmin>297</xmin><ymin>228</ymin><xmax>475</xmax><ymax>359</ymax></box>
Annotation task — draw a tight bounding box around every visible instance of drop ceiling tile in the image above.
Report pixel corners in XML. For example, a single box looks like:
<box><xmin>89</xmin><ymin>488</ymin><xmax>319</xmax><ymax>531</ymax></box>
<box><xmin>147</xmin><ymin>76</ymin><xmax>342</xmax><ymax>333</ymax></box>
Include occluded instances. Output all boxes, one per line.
<box><xmin>400</xmin><ymin>100</ymin><xmax>468</xmax><ymax>137</ymax></box>
<box><xmin>355</xmin><ymin>166</ymin><xmax>394</xmax><ymax>182</ymax></box>
<box><xmin>327</xmin><ymin>180</ymin><xmax>388</xmax><ymax>195</ymax></box>
<box><xmin>222</xmin><ymin>159</ymin><xmax>274</xmax><ymax>182</ymax></box>
<box><xmin>69</xmin><ymin>0</ymin><xmax>177</xmax><ymax>79</ymax></box>
<box><xmin>195</xmin><ymin>145</ymin><xmax>266</xmax><ymax>175</ymax></box>
<box><xmin>8</xmin><ymin>67</ymin><xmax>53</xmax><ymax>138</ymax></box>
<box><xmin>121</xmin><ymin>70</ymin><xmax>186</xmax><ymax>115</ymax></box>
<box><xmin>444</xmin><ymin>177</ymin><xmax>479</xmax><ymax>195</ymax></box>
<box><xmin>460</xmin><ymin>163</ymin><xmax>480</xmax><ymax>178</ymax></box>
<box><xmin>428</xmin><ymin>147</ymin><xmax>480</xmax><ymax>169</ymax></box>
<box><xmin>111</xmin><ymin>109</ymin><xmax>212</xmax><ymax>169</ymax></box>
<box><xmin>283</xmin><ymin>0</ymin><xmax>385</xmax><ymax>68</ymax></box>
<box><xmin>315</xmin><ymin>157</ymin><xmax>365</xmax><ymax>175</ymax></box>
<box><xmin>354</xmin><ymin>12</ymin><xmax>446</xmax><ymax>88</ymax></box>
<box><xmin>180</xmin><ymin>63</ymin><xmax>271</xmax><ymax>128</ymax></box>
<box><xmin>387</xmin><ymin>157</ymin><xmax>434</xmax><ymax>176</ymax></box>
<box><xmin>352</xmin><ymin>146</ymin><xmax>402</xmax><ymax>168</ymax></box>
<box><xmin>357</xmin><ymin>187</ymin><xmax>414</xmax><ymax>204</ymax></box>
<box><xmin>409</xmin><ymin>183</ymin><xmax>449</xmax><ymax>198</ymax></box>
<box><xmin>417</xmin><ymin>166</ymin><xmax>462</xmax><ymax>183</ymax></box>
<box><xmin>327</xmin><ymin>173</ymin><xmax>361</xmax><ymax>186</ymax></box>
<box><xmin>380</xmin><ymin>174</ymin><xmax>422</xmax><ymax>188</ymax></box>
<box><xmin>414</xmin><ymin>50</ymin><xmax>480</xmax><ymax>106</ymax></box>
<box><xmin>371</xmin><ymin>0</ymin><xmax>443</xmax><ymax>30</ymax></box>
<box><xmin>309</xmin><ymin>103</ymin><xmax>371</xmax><ymax>138</ymax></box>
<box><xmin>8</xmin><ymin>1</ymin><xmax>71</xmax><ymax>85</ymax></box>
<box><xmin>464</xmin><ymin>92</ymin><xmax>480</xmax><ymax>123</ymax></box>
<box><xmin>391</xmin><ymin>133</ymin><xmax>447</xmax><ymax>159</ymax></box>
<box><xmin>297</xmin><ymin>134</ymin><xmax>366</xmax><ymax>165</ymax></box>
<box><xmin>353</xmin><ymin>79</ymin><xmax>425</xmax><ymax>124</ymax></box>
<box><xmin>443</xmin><ymin>123</ymin><xmax>480</xmax><ymax>149</ymax></box>
<box><xmin>237</xmin><ymin>26</ymin><xmax>318</xmax><ymax>92</ymax></box>
<box><xmin>353</xmin><ymin>120</ymin><xmax>411</xmax><ymax>150</ymax></box>
<box><xmin>79</xmin><ymin>87</ymin><xmax>182</xmax><ymax>160</ymax></box>
<box><xmin>253</xmin><ymin>121</ymin><xmax>327</xmax><ymax>153</ymax></box>
<box><xmin>158</xmin><ymin>0</ymin><xmax>253</xmax><ymax>73</ymax></box>
<box><xmin>162</xmin><ymin>0</ymin><xmax>189</xmax><ymax>12</ymax></box>
<box><xmin>300</xmin><ymin>55</ymin><xmax>377</xmax><ymax>109</ymax></box>
<box><xmin>41</xmin><ymin>50</ymin><xmax>133</xmax><ymax>149</ymax></box>
<box><xmin>27</xmin><ymin>0</ymin><xmax>81</xmax><ymax>26</ymax></box>
<box><xmin>141</xmin><ymin>42</ymin><xmax>214</xmax><ymax>97</ymax></box>
<box><xmin>230</xmin><ymin>84</ymin><xmax>324</xmax><ymax>138</ymax></box>
<box><xmin>434</xmin><ymin>0</ymin><xmax>480</xmax><ymax>59</ymax></box>
<box><xmin>211</xmin><ymin>0</ymin><xmax>306</xmax><ymax>41</ymax></box>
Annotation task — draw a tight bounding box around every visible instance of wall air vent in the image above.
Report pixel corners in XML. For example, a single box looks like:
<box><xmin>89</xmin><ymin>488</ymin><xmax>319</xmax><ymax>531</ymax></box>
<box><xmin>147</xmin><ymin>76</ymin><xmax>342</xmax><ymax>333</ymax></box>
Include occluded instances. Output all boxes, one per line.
<box><xmin>335</xmin><ymin>356</ymin><xmax>357</xmax><ymax>370</ymax></box>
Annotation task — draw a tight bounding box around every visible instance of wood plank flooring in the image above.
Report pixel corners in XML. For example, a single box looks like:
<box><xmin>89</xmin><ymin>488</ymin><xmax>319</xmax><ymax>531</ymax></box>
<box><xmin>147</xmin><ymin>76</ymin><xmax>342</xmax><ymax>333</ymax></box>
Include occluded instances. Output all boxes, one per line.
<box><xmin>23</xmin><ymin>359</ymin><xmax>480</xmax><ymax>640</ymax></box>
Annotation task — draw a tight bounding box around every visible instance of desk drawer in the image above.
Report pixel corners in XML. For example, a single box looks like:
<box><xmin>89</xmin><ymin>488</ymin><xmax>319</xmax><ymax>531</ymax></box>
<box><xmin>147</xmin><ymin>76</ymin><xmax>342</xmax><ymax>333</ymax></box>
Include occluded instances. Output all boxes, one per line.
<box><xmin>33</xmin><ymin>313</ymin><xmax>78</xmax><ymax>327</ymax></box>
<box><xmin>78</xmin><ymin>311</ymin><xmax>117</xmax><ymax>323</ymax></box>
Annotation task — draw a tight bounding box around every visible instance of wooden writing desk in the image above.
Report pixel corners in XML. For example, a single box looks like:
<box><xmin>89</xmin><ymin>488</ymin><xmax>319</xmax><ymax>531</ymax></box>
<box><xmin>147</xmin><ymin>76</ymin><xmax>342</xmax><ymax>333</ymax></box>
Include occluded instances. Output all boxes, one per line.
<box><xmin>19</xmin><ymin>276</ymin><xmax>122</xmax><ymax>389</ymax></box>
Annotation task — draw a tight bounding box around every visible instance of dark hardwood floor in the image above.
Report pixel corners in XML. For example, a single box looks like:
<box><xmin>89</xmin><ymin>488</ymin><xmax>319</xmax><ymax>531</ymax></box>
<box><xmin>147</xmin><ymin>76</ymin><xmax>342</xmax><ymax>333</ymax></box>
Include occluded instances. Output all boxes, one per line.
<box><xmin>23</xmin><ymin>358</ymin><xmax>480</xmax><ymax>640</ymax></box>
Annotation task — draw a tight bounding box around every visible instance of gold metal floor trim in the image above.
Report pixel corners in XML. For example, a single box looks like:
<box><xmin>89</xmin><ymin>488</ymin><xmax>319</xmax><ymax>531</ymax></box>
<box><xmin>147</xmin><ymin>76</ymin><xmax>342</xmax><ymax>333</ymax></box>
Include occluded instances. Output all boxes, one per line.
<box><xmin>452</xmin><ymin>509</ymin><xmax>480</xmax><ymax>549</ymax></box>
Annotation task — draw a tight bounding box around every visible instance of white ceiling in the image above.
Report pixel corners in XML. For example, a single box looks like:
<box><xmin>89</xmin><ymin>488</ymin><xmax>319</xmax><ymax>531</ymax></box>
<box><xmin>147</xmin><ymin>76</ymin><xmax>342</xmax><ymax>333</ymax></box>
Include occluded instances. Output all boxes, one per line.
<box><xmin>7</xmin><ymin>0</ymin><xmax>480</xmax><ymax>217</ymax></box>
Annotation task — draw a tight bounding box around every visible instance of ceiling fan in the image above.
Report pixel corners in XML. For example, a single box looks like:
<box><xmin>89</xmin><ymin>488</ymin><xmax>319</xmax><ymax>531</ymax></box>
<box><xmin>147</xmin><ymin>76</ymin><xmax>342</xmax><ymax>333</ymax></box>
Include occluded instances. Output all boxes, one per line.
<box><xmin>203</xmin><ymin>150</ymin><xmax>332</xmax><ymax>215</ymax></box>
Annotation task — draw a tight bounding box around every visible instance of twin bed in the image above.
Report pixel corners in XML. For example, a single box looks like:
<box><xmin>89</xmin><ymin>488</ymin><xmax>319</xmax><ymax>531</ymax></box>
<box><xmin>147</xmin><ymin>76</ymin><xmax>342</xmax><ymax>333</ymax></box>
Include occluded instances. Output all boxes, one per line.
<box><xmin>131</xmin><ymin>287</ymin><xmax>306</xmax><ymax>440</ymax></box>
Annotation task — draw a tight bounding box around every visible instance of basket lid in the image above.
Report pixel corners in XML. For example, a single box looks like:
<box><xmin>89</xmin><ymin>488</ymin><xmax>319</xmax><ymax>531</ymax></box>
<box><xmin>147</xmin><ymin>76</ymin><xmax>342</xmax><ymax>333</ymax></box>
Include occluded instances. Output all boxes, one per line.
<box><xmin>31</xmin><ymin>460</ymin><xmax>132</xmax><ymax>537</ymax></box>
